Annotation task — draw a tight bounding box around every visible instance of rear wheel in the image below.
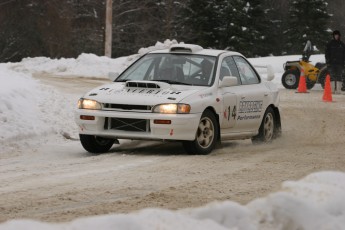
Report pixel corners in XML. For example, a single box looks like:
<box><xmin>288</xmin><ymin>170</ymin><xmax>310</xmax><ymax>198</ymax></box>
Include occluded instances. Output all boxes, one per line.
<box><xmin>315</xmin><ymin>62</ymin><xmax>326</xmax><ymax>70</ymax></box>
<box><xmin>79</xmin><ymin>134</ymin><xmax>115</xmax><ymax>154</ymax></box>
<box><xmin>318</xmin><ymin>68</ymin><xmax>329</xmax><ymax>88</ymax></box>
<box><xmin>182</xmin><ymin>110</ymin><xmax>219</xmax><ymax>155</ymax></box>
<box><xmin>306</xmin><ymin>77</ymin><xmax>316</xmax><ymax>89</ymax></box>
<box><xmin>282</xmin><ymin>69</ymin><xmax>299</xmax><ymax>89</ymax></box>
<box><xmin>252</xmin><ymin>107</ymin><xmax>276</xmax><ymax>144</ymax></box>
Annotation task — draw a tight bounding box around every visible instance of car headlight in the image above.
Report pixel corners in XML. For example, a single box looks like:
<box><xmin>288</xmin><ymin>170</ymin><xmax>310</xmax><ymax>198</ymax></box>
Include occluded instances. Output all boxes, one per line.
<box><xmin>78</xmin><ymin>98</ymin><xmax>102</xmax><ymax>110</ymax></box>
<box><xmin>152</xmin><ymin>103</ymin><xmax>191</xmax><ymax>114</ymax></box>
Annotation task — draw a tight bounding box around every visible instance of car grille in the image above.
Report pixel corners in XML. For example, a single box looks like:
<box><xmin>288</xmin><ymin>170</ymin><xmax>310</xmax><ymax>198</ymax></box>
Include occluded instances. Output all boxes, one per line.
<box><xmin>104</xmin><ymin>117</ymin><xmax>150</xmax><ymax>132</ymax></box>
<box><xmin>103</xmin><ymin>103</ymin><xmax>152</xmax><ymax>111</ymax></box>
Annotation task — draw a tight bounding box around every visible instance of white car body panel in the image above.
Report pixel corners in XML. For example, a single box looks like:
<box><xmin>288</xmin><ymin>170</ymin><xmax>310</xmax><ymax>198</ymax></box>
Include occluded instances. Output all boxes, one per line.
<box><xmin>75</xmin><ymin>44</ymin><xmax>280</xmax><ymax>145</ymax></box>
<box><xmin>84</xmin><ymin>82</ymin><xmax>206</xmax><ymax>109</ymax></box>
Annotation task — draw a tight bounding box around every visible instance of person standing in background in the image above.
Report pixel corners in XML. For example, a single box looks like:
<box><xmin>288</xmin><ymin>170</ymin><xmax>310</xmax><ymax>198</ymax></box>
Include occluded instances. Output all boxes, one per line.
<box><xmin>325</xmin><ymin>30</ymin><xmax>345</xmax><ymax>91</ymax></box>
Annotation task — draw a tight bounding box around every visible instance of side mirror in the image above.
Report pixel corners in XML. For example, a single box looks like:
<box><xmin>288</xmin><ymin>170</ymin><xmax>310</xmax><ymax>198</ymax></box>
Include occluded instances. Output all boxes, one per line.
<box><xmin>266</xmin><ymin>65</ymin><xmax>275</xmax><ymax>81</ymax></box>
<box><xmin>108</xmin><ymin>72</ymin><xmax>119</xmax><ymax>81</ymax></box>
<box><xmin>219</xmin><ymin>76</ymin><xmax>238</xmax><ymax>88</ymax></box>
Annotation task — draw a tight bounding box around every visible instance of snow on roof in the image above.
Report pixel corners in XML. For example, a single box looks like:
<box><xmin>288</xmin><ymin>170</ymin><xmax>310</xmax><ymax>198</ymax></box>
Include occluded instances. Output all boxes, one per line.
<box><xmin>150</xmin><ymin>45</ymin><xmax>242</xmax><ymax>57</ymax></box>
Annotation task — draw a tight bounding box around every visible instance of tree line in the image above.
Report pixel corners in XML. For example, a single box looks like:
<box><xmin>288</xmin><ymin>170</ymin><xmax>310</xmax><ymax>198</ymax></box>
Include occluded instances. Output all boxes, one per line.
<box><xmin>0</xmin><ymin>0</ymin><xmax>342</xmax><ymax>62</ymax></box>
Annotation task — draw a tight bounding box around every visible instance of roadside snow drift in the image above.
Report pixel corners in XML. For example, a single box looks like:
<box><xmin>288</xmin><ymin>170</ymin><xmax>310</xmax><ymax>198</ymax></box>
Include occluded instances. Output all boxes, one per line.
<box><xmin>1</xmin><ymin>171</ymin><xmax>345</xmax><ymax>230</ymax></box>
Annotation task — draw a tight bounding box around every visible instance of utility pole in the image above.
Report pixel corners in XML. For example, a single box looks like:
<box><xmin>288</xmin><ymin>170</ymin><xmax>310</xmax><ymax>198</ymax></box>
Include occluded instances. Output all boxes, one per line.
<box><xmin>105</xmin><ymin>0</ymin><xmax>112</xmax><ymax>57</ymax></box>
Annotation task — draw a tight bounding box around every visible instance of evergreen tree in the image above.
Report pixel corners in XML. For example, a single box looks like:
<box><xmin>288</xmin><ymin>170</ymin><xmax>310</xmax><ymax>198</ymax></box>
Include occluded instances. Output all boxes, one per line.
<box><xmin>263</xmin><ymin>1</ymin><xmax>288</xmax><ymax>55</ymax></box>
<box><xmin>220</xmin><ymin>0</ymin><xmax>273</xmax><ymax>57</ymax></box>
<box><xmin>221</xmin><ymin>0</ymin><xmax>247</xmax><ymax>53</ymax></box>
<box><xmin>182</xmin><ymin>0</ymin><xmax>273</xmax><ymax>57</ymax></box>
<box><xmin>180</xmin><ymin>0</ymin><xmax>227</xmax><ymax>49</ymax></box>
<box><xmin>328</xmin><ymin>0</ymin><xmax>345</xmax><ymax>34</ymax></box>
<box><xmin>243</xmin><ymin>0</ymin><xmax>272</xmax><ymax>57</ymax></box>
<box><xmin>0</xmin><ymin>0</ymin><xmax>339</xmax><ymax>61</ymax></box>
<box><xmin>286</xmin><ymin>0</ymin><xmax>331</xmax><ymax>54</ymax></box>
<box><xmin>158</xmin><ymin>0</ymin><xmax>185</xmax><ymax>41</ymax></box>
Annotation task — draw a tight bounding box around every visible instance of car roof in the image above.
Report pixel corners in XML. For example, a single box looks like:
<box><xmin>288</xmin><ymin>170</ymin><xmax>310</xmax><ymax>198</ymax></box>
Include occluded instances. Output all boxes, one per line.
<box><xmin>149</xmin><ymin>44</ymin><xmax>243</xmax><ymax>57</ymax></box>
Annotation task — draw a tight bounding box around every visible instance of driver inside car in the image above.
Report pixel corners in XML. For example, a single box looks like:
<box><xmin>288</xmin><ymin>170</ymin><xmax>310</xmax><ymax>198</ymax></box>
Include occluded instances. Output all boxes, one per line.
<box><xmin>199</xmin><ymin>59</ymin><xmax>213</xmax><ymax>84</ymax></box>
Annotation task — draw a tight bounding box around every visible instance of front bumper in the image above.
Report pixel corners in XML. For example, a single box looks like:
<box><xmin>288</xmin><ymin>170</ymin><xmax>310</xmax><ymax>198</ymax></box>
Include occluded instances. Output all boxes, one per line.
<box><xmin>75</xmin><ymin>109</ymin><xmax>201</xmax><ymax>141</ymax></box>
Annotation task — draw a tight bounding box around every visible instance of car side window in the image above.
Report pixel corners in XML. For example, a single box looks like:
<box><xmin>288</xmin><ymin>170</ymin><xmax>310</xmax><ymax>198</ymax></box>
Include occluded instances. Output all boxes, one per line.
<box><xmin>233</xmin><ymin>56</ymin><xmax>260</xmax><ymax>85</ymax></box>
<box><xmin>220</xmin><ymin>56</ymin><xmax>241</xmax><ymax>85</ymax></box>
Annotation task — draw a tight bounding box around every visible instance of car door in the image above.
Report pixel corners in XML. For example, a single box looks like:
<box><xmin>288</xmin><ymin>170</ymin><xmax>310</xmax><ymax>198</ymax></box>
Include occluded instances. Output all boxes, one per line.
<box><xmin>232</xmin><ymin>56</ymin><xmax>268</xmax><ymax>132</ymax></box>
<box><xmin>218</xmin><ymin>56</ymin><xmax>240</xmax><ymax>132</ymax></box>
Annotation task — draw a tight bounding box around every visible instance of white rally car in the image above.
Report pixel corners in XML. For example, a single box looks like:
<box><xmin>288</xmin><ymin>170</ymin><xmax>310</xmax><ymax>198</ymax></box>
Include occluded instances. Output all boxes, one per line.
<box><xmin>75</xmin><ymin>44</ymin><xmax>281</xmax><ymax>155</ymax></box>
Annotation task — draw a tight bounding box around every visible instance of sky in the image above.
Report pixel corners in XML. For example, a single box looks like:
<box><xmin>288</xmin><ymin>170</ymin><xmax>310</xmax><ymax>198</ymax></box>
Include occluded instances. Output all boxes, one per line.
<box><xmin>1</xmin><ymin>40</ymin><xmax>344</xmax><ymax>230</ymax></box>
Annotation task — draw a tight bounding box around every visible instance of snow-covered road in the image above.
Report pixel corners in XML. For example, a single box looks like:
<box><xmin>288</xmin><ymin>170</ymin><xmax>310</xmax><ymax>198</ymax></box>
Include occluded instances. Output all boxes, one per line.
<box><xmin>1</xmin><ymin>75</ymin><xmax>345</xmax><ymax>224</ymax></box>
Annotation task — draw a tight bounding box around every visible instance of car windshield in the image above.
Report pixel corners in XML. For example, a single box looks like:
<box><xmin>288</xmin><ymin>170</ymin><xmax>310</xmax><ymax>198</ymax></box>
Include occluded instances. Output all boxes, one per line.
<box><xmin>116</xmin><ymin>53</ymin><xmax>217</xmax><ymax>86</ymax></box>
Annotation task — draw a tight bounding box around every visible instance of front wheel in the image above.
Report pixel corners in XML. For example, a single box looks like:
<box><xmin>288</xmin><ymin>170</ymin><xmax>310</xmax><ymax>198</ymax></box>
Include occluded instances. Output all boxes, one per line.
<box><xmin>79</xmin><ymin>134</ymin><xmax>115</xmax><ymax>154</ymax></box>
<box><xmin>252</xmin><ymin>107</ymin><xmax>276</xmax><ymax>144</ymax></box>
<box><xmin>282</xmin><ymin>69</ymin><xmax>300</xmax><ymax>89</ymax></box>
<box><xmin>182</xmin><ymin>110</ymin><xmax>219</xmax><ymax>155</ymax></box>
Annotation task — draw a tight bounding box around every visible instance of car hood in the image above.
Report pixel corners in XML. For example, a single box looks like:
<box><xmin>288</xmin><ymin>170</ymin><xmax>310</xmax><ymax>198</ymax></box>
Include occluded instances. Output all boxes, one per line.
<box><xmin>82</xmin><ymin>80</ymin><xmax>207</xmax><ymax>105</ymax></box>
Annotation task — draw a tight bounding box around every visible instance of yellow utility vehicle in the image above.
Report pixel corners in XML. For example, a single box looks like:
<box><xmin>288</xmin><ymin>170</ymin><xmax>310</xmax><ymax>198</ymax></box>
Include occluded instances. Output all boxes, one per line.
<box><xmin>282</xmin><ymin>41</ymin><xmax>328</xmax><ymax>89</ymax></box>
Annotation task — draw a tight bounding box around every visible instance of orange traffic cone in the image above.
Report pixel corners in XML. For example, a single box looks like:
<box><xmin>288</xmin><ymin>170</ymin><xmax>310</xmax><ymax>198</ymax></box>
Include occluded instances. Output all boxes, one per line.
<box><xmin>296</xmin><ymin>69</ymin><xmax>308</xmax><ymax>93</ymax></box>
<box><xmin>323</xmin><ymin>74</ymin><xmax>333</xmax><ymax>102</ymax></box>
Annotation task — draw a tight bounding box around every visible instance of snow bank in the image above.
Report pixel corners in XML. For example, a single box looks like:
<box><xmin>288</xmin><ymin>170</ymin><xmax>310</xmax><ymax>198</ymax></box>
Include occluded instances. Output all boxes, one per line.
<box><xmin>0</xmin><ymin>39</ymin><xmax>180</xmax><ymax>153</ymax></box>
<box><xmin>0</xmin><ymin>66</ymin><xmax>70</xmax><ymax>139</ymax></box>
<box><xmin>7</xmin><ymin>54</ymin><xmax>128</xmax><ymax>78</ymax></box>
<box><xmin>1</xmin><ymin>171</ymin><xmax>345</xmax><ymax>230</ymax></box>
<box><xmin>137</xmin><ymin>39</ymin><xmax>178</xmax><ymax>55</ymax></box>
<box><xmin>6</xmin><ymin>39</ymin><xmax>179</xmax><ymax>78</ymax></box>
<box><xmin>0</xmin><ymin>65</ymin><xmax>76</xmax><ymax>153</ymax></box>
<box><xmin>248</xmin><ymin>171</ymin><xmax>345</xmax><ymax>229</ymax></box>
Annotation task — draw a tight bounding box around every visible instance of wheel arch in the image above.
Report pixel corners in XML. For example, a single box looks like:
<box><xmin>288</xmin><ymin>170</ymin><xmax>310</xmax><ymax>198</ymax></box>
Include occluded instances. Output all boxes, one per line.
<box><xmin>269</xmin><ymin>104</ymin><xmax>281</xmax><ymax>137</ymax></box>
<box><xmin>284</xmin><ymin>62</ymin><xmax>301</xmax><ymax>72</ymax></box>
<box><xmin>285</xmin><ymin>66</ymin><xmax>301</xmax><ymax>75</ymax></box>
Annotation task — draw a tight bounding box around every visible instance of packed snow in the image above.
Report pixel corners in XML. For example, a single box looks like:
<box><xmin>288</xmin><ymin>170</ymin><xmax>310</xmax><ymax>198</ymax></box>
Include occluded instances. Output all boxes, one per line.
<box><xmin>1</xmin><ymin>40</ymin><xmax>344</xmax><ymax>230</ymax></box>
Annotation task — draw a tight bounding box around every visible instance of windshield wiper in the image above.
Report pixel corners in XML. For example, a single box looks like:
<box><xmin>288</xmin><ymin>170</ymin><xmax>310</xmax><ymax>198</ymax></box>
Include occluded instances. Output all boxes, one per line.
<box><xmin>152</xmin><ymin>80</ymin><xmax>191</xmax><ymax>85</ymax></box>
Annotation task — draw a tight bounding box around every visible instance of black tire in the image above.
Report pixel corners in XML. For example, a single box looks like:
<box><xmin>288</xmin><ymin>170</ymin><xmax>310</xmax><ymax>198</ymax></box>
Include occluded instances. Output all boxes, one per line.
<box><xmin>79</xmin><ymin>134</ymin><xmax>115</xmax><ymax>154</ymax></box>
<box><xmin>252</xmin><ymin>107</ymin><xmax>276</xmax><ymax>144</ymax></box>
<box><xmin>182</xmin><ymin>110</ymin><xmax>219</xmax><ymax>155</ymax></box>
<box><xmin>315</xmin><ymin>62</ymin><xmax>326</xmax><ymax>70</ymax></box>
<box><xmin>306</xmin><ymin>77</ymin><xmax>316</xmax><ymax>89</ymax></box>
<box><xmin>318</xmin><ymin>67</ymin><xmax>329</xmax><ymax>89</ymax></box>
<box><xmin>282</xmin><ymin>69</ymin><xmax>300</xmax><ymax>89</ymax></box>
